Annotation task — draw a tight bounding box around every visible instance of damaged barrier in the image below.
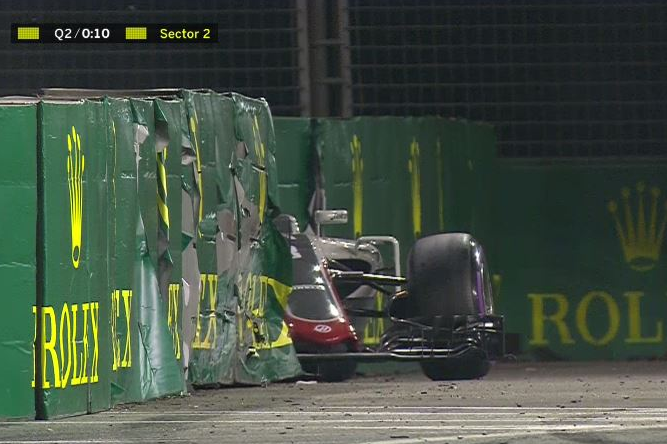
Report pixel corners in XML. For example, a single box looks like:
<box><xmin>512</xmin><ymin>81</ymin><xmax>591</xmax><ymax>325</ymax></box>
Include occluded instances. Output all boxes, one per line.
<box><xmin>0</xmin><ymin>90</ymin><xmax>300</xmax><ymax>419</ymax></box>
<box><xmin>106</xmin><ymin>98</ymin><xmax>184</xmax><ymax>406</ymax></box>
<box><xmin>182</xmin><ymin>91</ymin><xmax>301</xmax><ymax>386</ymax></box>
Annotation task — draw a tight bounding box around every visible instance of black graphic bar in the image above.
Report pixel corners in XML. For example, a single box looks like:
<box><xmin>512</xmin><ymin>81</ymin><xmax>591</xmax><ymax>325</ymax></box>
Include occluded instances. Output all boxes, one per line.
<box><xmin>12</xmin><ymin>24</ymin><xmax>218</xmax><ymax>43</ymax></box>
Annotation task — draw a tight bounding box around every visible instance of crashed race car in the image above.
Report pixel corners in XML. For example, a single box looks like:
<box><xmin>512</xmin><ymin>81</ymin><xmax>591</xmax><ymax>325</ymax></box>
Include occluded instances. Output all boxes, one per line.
<box><xmin>275</xmin><ymin>211</ymin><xmax>504</xmax><ymax>382</ymax></box>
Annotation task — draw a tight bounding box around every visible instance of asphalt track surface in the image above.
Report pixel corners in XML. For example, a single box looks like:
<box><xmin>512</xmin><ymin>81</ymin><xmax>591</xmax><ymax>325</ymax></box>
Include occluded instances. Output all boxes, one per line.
<box><xmin>2</xmin><ymin>361</ymin><xmax>667</xmax><ymax>444</ymax></box>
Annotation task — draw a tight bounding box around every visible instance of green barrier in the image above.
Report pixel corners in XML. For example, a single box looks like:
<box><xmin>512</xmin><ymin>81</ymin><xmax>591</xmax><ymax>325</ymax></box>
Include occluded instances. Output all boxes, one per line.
<box><xmin>313</xmin><ymin>116</ymin><xmax>496</xmax><ymax>345</ymax></box>
<box><xmin>154</xmin><ymin>99</ymin><xmax>186</xmax><ymax>378</ymax></box>
<box><xmin>492</xmin><ymin>162</ymin><xmax>667</xmax><ymax>360</ymax></box>
<box><xmin>37</xmin><ymin>100</ymin><xmax>110</xmax><ymax>418</ymax></box>
<box><xmin>0</xmin><ymin>103</ymin><xmax>37</xmax><ymax>418</ymax></box>
<box><xmin>5</xmin><ymin>89</ymin><xmax>299</xmax><ymax>418</ymax></box>
<box><xmin>231</xmin><ymin>94</ymin><xmax>302</xmax><ymax>384</ymax></box>
<box><xmin>107</xmin><ymin>98</ymin><xmax>184</xmax><ymax>406</ymax></box>
<box><xmin>182</xmin><ymin>90</ymin><xmax>236</xmax><ymax>385</ymax></box>
<box><xmin>182</xmin><ymin>91</ymin><xmax>301</xmax><ymax>385</ymax></box>
<box><xmin>273</xmin><ymin>117</ymin><xmax>313</xmax><ymax>229</ymax></box>
<box><xmin>107</xmin><ymin>97</ymin><xmax>141</xmax><ymax>403</ymax></box>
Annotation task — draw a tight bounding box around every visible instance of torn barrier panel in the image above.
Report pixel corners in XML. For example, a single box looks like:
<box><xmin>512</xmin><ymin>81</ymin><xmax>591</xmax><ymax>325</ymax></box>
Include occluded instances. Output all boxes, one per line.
<box><xmin>37</xmin><ymin>100</ymin><xmax>111</xmax><ymax>418</ymax></box>
<box><xmin>154</xmin><ymin>99</ymin><xmax>187</xmax><ymax>383</ymax></box>
<box><xmin>122</xmin><ymin>98</ymin><xmax>184</xmax><ymax>404</ymax></box>
<box><xmin>181</xmin><ymin>91</ymin><xmax>301</xmax><ymax>385</ymax></box>
<box><xmin>182</xmin><ymin>90</ymin><xmax>236</xmax><ymax>385</ymax></box>
<box><xmin>106</xmin><ymin>98</ymin><xmax>183</xmax><ymax>405</ymax></box>
<box><xmin>0</xmin><ymin>103</ymin><xmax>37</xmax><ymax>419</ymax></box>
<box><xmin>19</xmin><ymin>89</ymin><xmax>298</xmax><ymax>417</ymax></box>
<box><xmin>273</xmin><ymin>117</ymin><xmax>313</xmax><ymax>230</ymax></box>
<box><xmin>231</xmin><ymin>93</ymin><xmax>302</xmax><ymax>384</ymax></box>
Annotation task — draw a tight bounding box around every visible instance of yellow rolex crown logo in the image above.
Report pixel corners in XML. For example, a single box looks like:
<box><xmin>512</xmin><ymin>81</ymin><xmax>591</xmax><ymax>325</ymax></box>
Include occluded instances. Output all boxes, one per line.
<box><xmin>67</xmin><ymin>126</ymin><xmax>84</xmax><ymax>269</ymax></box>
<box><xmin>608</xmin><ymin>182</ymin><xmax>667</xmax><ymax>272</ymax></box>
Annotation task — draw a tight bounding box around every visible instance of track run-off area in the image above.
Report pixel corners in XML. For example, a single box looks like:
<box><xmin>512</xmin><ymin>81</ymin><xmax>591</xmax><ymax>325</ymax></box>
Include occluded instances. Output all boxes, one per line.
<box><xmin>1</xmin><ymin>361</ymin><xmax>667</xmax><ymax>443</ymax></box>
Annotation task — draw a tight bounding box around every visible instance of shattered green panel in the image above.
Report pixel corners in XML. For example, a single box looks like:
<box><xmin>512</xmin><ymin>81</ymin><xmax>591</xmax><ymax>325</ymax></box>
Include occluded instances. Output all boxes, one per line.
<box><xmin>231</xmin><ymin>94</ymin><xmax>302</xmax><ymax>384</ymax></box>
<box><xmin>0</xmin><ymin>104</ymin><xmax>37</xmax><ymax>419</ymax></box>
<box><xmin>128</xmin><ymin>98</ymin><xmax>184</xmax><ymax>400</ymax></box>
<box><xmin>182</xmin><ymin>90</ymin><xmax>235</xmax><ymax>385</ymax></box>
<box><xmin>207</xmin><ymin>93</ymin><xmax>239</xmax><ymax>384</ymax></box>
<box><xmin>107</xmin><ymin>98</ymin><xmax>184</xmax><ymax>405</ymax></box>
<box><xmin>154</xmin><ymin>99</ymin><xmax>186</xmax><ymax>376</ymax></box>
<box><xmin>273</xmin><ymin>117</ymin><xmax>313</xmax><ymax>229</ymax></box>
<box><xmin>181</xmin><ymin>91</ymin><xmax>300</xmax><ymax>385</ymax></box>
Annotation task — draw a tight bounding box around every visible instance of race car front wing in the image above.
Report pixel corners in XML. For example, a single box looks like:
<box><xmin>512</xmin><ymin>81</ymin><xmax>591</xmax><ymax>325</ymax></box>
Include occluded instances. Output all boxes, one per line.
<box><xmin>296</xmin><ymin>314</ymin><xmax>504</xmax><ymax>363</ymax></box>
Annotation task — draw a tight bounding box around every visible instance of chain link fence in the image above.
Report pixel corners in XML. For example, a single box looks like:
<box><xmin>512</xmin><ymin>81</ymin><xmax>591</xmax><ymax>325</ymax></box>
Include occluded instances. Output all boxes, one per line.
<box><xmin>1</xmin><ymin>1</ymin><xmax>665</xmax><ymax>156</ymax></box>
<box><xmin>0</xmin><ymin>0</ymin><xmax>302</xmax><ymax>115</ymax></box>
<box><xmin>348</xmin><ymin>0</ymin><xmax>667</xmax><ymax>158</ymax></box>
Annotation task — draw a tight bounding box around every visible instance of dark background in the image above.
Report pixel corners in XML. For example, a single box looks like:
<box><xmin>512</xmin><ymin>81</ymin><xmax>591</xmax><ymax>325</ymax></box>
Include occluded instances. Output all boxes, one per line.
<box><xmin>1</xmin><ymin>0</ymin><xmax>665</xmax><ymax>157</ymax></box>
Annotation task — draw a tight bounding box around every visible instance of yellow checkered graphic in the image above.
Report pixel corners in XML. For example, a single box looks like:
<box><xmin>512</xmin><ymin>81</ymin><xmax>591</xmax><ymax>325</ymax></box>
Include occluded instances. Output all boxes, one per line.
<box><xmin>125</xmin><ymin>27</ymin><xmax>147</xmax><ymax>40</ymax></box>
<box><xmin>17</xmin><ymin>27</ymin><xmax>40</xmax><ymax>40</ymax></box>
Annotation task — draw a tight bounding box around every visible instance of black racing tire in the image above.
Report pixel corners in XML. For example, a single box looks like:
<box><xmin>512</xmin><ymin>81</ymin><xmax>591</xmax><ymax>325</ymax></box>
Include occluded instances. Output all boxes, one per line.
<box><xmin>407</xmin><ymin>233</ymin><xmax>490</xmax><ymax>380</ymax></box>
<box><xmin>407</xmin><ymin>233</ymin><xmax>477</xmax><ymax>317</ymax></box>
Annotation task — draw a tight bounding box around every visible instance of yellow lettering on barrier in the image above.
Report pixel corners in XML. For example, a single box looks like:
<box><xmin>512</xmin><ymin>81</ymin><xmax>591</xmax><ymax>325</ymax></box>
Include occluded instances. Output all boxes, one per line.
<box><xmin>192</xmin><ymin>276</ymin><xmax>205</xmax><ymax>348</ymax></box>
<box><xmin>79</xmin><ymin>303</ymin><xmax>90</xmax><ymax>384</ymax></box>
<box><xmin>202</xmin><ymin>275</ymin><xmax>218</xmax><ymax>348</ymax></box>
<box><xmin>238</xmin><ymin>273</ymin><xmax>293</xmax><ymax>351</ymax></box>
<box><xmin>529</xmin><ymin>290</ymin><xmax>665</xmax><ymax>347</ymax></box>
<box><xmin>42</xmin><ymin>307</ymin><xmax>60</xmax><ymax>389</ymax></box>
<box><xmin>111</xmin><ymin>290</ymin><xmax>132</xmax><ymax>371</ymax></box>
<box><xmin>193</xmin><ymin>274</ymin><xmax>218</xmax><ymax>350</ymax></box>
<box><xmin>70</xmin><ymin>304</ymin><xmax>80</xmax><ymax>386</ymax></box>
<box><xmin>32</xmin><ymin>307</ymin><xmax>37</xmax><ymax>388</ymax></box>
<box><xmin>111</xmin><ymin>290</ymin><xmax>120</xmax><ymax>371</ymax></box>
<box><xmin>576</xmin><ymin>291</ymin><xmax>620</xmax><ymax>346</ymax></box>
<box><xmin>121</xmin><ymin>290</ymin><xmax>132</xmax><ymax>368</ymax></box>
<box><xmin>58</xmin><ymin>303</ymin><xmax>72</xmax><ymax>388</ymax></box>
<box><xmin>252</xmin><ymin>275</ymin><xmax>269</xmax><ymax>350</ymax></box>
<box><xmin>32</xmin><ymin>302</ymin><xmax>100</xmax><ymax>389</ymax></box>
<box><xmin>624</xmin><ymin>291</ymin><xmax>663</xmax><ymax>344</ymax></box>
<box><xmin>90</xmin><ymin>302</ymin><xmax>99</xmax><ymax>383</ymax></box>
<box><xmin>167</xmin><ymin>283</ymin><xmax>182</xmax><ymax>359</ymax></box>
<box><xmin>528</xmin><ymin>293</ymin><xmax>575</xmax><ymax>346</ymax></box>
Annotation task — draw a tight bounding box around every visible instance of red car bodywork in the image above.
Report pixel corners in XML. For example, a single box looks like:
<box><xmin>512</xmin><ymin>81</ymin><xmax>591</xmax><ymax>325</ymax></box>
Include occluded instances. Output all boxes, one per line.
<box><xmin>285</xmin><ymin>262</ymin><xmax>361</xmax><ymax>350</ymax></box>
